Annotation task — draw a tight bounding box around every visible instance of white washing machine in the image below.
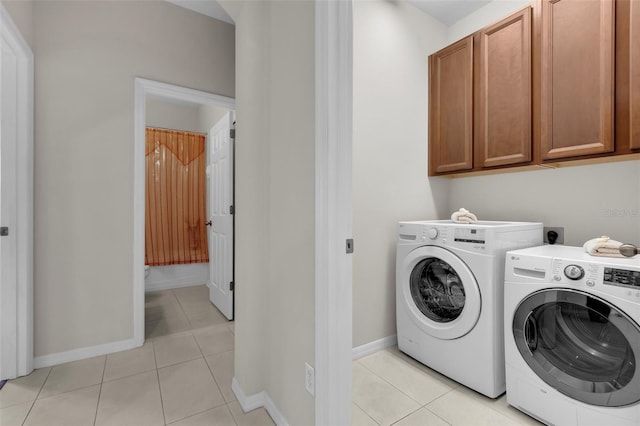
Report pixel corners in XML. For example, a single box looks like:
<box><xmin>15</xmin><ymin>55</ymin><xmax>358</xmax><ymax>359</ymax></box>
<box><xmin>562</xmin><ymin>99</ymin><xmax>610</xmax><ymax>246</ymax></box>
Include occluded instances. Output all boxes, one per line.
<box><xmin>396</xmin><ymin>220</ymin><xmax>542</xmax><ymax>398</ymax></box>
<box><xmin>505</xmin><ymin>245</ymin><xmax>640</xmax><ymax>426</ymax></box>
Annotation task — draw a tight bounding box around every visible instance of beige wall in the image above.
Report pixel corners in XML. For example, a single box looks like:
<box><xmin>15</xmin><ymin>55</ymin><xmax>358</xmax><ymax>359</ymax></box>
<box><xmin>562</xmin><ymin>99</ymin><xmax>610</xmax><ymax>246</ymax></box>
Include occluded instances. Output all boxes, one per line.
<box><xmin>230</xmin><ymin>1</ymin><xmax>315</xmax><ymax>424</ymax></box>
<box><xmin>448</xmin><ymin>162</ymin><xmax>640</xmax><ymax>246</ymax></box>
<box><xmin>352</xmin><ymin>0</ymin><xmax>449</xmax><ymax>348</ymax></box>
<box><xmin>146</xmin><ymin>100</ymin><xmax>231</xmax><ymax>135</ymax></box>
<box><xmin>3</xmin><ymin>0</ymin><xmax>33</xmax><ymax>47</ymax></box>
<box><xmin>146</xmin><ymin>100</ymin><xmax>201</xmax><ymax>133</ymax></box>
<box><xmin>198</xmin><ymin>104</ymin><xmax>230</xmax><ymax>132</ymax></box>
<box><xmin>30</xmin><ymin>1</ymin><xmax>234</xmax><ymax>357</ymax></box>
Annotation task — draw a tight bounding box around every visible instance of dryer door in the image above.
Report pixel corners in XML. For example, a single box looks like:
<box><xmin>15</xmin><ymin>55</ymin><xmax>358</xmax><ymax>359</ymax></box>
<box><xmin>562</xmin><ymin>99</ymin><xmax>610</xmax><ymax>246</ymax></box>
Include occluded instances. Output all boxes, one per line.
<box><xmin>400</xmin><ymin>246</ymin><xmax>481</xmax><ymax>340</ymax></box>
<box><xmin>513</xmin><ymin>289</ymin><xmax>640</xmax><ymax>407</ymax></box>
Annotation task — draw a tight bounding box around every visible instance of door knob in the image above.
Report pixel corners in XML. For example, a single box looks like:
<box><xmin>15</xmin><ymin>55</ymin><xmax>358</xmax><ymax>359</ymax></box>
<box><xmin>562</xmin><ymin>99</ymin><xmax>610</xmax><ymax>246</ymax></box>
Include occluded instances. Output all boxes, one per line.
<box><xmin>205</xmin><ymin>220</ymin><xmax>212</xmax><ymax>227</ymax></box>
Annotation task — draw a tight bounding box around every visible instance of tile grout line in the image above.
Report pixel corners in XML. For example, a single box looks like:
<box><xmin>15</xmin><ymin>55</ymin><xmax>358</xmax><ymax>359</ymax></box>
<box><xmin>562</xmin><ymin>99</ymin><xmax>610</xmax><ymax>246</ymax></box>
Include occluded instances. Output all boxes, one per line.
<box><xmin>92</xmin><ymin>355</ymin><xmax>108</xmax><ymax>426</ymax></box>
<box><xmin>201</xmin><ymin>349</ymin><xmax>229</xmax><ymax>405</ymax></box>
<box><xmin>352</xmin><ymin>400</ymin><xmax>381</xmax><ymax>425</ymax></box>
<box><xmin>19</xmin><ymin>367</ymin><xmax>53</xmax><ymax>426</ymax></box>
<box><xmin>356</xmin><ymin>358</ymin><xmax>436</xmax><ymax>407</ymax></box>
<box><xmin>152</xmin><ymin>341</ymin><xmax>168</xmax><ymax>426</ymax></box>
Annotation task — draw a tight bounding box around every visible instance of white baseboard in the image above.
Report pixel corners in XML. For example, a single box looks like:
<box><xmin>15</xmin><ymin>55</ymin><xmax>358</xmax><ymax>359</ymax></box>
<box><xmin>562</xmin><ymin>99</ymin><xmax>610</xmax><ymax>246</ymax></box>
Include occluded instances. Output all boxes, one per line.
<box><xmin>34</xmin><ymin>337</ymin><xmax>140</xmax><ymax>369</ymax></box>
<box><xmin>144</xmin><ymin>263</ymin><xmax>208</xmax><ymax>292</ymax></box>
<box><xmin>232</xmin><ymin>377</ymin><xmax>289</xmax><ymax>426</ymax></box>
<box><xmin>352</xmin><ymin>334</ymin><xmax>397</xmax><ymax>360</ymax></box>
<box><xmin>145</xmin><ymin>279</ymin><xmax>207</xmax><ymax>293</ymax></box>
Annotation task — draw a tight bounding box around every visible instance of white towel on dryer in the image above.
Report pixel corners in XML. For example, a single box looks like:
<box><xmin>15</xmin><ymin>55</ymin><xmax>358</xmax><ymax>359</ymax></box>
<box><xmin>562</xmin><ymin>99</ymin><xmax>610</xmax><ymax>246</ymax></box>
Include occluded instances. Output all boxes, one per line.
<box><xmin>451</xmin><ymin>208</ymin><xmax>478</xmax><ymax>224</ymax></box>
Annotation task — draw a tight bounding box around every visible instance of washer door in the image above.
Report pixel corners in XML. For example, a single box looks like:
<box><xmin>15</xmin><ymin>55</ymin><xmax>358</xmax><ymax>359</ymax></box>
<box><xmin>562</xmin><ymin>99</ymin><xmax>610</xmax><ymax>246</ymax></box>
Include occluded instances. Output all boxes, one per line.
<box><xmin>513</xmin><ymin>289</ymin><xmax>640</xmax><ymax>407</ymax></box>
<box><xmin>401</xmin><ymin>246</ymin><xmax>481</xmax><ymax>340</ymax></box>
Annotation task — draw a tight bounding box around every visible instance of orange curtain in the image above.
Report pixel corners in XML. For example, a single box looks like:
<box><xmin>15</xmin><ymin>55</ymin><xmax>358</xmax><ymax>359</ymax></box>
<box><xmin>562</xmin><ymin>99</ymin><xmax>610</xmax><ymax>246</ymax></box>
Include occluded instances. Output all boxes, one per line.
<box><xmin>145</xmin><ymin>128</ymin><xmax>209</xmax><ymax>266</ymax></box>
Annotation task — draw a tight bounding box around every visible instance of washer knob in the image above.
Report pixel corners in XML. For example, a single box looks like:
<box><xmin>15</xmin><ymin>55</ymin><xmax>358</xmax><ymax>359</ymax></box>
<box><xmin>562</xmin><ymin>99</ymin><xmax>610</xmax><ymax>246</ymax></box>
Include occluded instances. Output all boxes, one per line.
<box><xmin>564</xmin><ymin>265</ymin><xmax>585</xmax><ymax>280</ymax></box>
<box><xmin>427</xmin><ymin>228</ymin><xmax>439</xmax><ymax>240</ymax></box>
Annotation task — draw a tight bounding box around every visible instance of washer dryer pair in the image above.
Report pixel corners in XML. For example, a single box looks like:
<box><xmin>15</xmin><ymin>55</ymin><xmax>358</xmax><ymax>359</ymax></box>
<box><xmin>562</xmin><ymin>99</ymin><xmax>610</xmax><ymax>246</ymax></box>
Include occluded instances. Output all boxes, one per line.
<box><xmin>396</xmin><ymin>220</ymin><xmax>542</xmax><ymax>398</ymax></box>
<box><xmin>505</xmin><ymin>245</ymin><xmax>640</xmax><ymax>426</ymax></box>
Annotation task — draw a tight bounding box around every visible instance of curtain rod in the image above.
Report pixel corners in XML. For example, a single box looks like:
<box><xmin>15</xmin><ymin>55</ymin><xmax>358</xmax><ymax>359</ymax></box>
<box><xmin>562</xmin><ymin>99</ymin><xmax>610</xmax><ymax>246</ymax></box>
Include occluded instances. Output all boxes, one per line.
<box><xmin>146</xmin><ymin>126</ymin><xmax>208</xmax><ymax>137</ymax></box>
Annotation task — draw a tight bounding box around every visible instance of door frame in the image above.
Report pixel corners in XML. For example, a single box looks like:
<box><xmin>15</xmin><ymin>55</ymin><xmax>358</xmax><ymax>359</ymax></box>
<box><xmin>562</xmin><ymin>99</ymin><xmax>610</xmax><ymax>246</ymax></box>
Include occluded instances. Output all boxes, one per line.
<box><xmin>0</xmin><ymin>4</ymin><xmax>34</xmax><ymax>380</ymax></box>
<box><xmin>133</xmin><ymin>78</ymin><xmax>235</xmax><ymax>346</ymax></box>
<box><xmin>315</xmin><ymin>0</ymin><xmax>353</xmax><ymax>424</ymax></box>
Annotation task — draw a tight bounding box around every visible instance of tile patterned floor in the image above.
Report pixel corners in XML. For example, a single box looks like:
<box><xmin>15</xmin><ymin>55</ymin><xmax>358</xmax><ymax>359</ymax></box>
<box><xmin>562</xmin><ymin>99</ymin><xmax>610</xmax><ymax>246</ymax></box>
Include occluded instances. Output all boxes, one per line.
<box><xmin>0</xmin><ymin>285</ymin><xmax>273</xmax><ymax>426</ymax></box>
<box><xmin>352</xmin><ymin>347</ymin><xmax>542</xmax><ymax>426</ymax></box>
<box><xmin>2</xmin><ymin>284</ymin><xmax>541</xmax><ymax>426</ymax></box>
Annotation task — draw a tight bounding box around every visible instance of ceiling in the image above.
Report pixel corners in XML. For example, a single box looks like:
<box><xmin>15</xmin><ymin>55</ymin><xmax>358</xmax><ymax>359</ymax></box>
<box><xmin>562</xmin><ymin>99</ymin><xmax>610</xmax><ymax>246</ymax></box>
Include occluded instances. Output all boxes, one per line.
<box><xmin>167</xmin><ymin>0</ymin><xmax>493</xmax><ymax>27</ymax></box>
<box><xmin>407</xmin><ymin>0</ymin><xmax>492</xmax><ymax>26</ymax></box>
<box><xmin>166</xmin><ymin>0</ymin><xmax>233</xmax><ymax>24</ymax></box>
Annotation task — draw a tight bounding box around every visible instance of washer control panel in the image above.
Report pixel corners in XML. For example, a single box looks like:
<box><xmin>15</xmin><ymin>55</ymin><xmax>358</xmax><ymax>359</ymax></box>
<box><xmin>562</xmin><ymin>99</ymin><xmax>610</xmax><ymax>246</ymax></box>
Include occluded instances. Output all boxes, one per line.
<box><xmin>552</xmin><ymin>259</ymin><xmax>598</xmax><ymax>285</ymax></box>
<box><xmin>549</xmin><ymin>258</ymin><xmax>640</xmax><ymax>300</ymax></box>
<box><xmin>564</xmin><ymin>264</ymin><xmax>585</xmax><ymax>280</ymax></box>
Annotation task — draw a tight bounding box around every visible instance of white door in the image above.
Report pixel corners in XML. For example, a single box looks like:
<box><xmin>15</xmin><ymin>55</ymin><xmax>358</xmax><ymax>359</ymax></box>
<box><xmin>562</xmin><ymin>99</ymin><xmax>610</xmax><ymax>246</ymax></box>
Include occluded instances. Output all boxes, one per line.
<box><xmin>0</xmin><ymin>6</ymin><xmax>34</xmax><ymax>381</ymax></box>
<box><xmin>207</xmin><ymin>112</ymin><xmax>234</xmax><ymax>320</ymax></box>
<box><xmin>1</xmin><ymin>36</ymin><xmax>20</xmax><ymax>380</ymax></box>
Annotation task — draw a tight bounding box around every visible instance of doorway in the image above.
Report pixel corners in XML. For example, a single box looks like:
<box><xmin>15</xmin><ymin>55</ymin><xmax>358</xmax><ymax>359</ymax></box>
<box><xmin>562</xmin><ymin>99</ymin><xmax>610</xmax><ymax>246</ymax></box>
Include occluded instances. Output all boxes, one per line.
<box><xmin>133</xmin><ymin>78</ymin><xmax>235</xmax><ymax>346</ymax></box>
<box><xmin>0</xmin><ymin>5</ymin><xmax>34</xmax><ymax>381</ymax></box>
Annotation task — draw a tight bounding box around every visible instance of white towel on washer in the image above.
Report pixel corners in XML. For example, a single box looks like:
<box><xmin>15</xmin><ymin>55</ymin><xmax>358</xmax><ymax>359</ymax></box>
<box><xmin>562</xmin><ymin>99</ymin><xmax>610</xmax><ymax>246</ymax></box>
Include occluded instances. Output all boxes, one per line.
<box><xmin>583</xmin><ymin>236</ymin><xmax>624</xmax><ymax>258</ymax></box>
<box><xmin>451</xmin><ymin>208</ymin><xmax>478</xmax><ymax>224</ymax></box>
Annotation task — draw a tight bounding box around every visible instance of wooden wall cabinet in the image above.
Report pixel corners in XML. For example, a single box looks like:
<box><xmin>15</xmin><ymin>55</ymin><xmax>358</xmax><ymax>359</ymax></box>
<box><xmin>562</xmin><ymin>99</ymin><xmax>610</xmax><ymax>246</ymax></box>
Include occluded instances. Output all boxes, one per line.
<box><xmin>476</xmin><ymin>7</ymin><xmax>532</xmax><ymax>168</ymax></box>
<box><xmin>429</xmin><ymin>36</ymin><xmax>474</xmax><ymax>174</ymax></box>
<box><xmin>428</xmin><ymin>0</ymin><xmax>638</xmax><ymax>176</ymax></box>
<box><xmin>428</xmin><ymin>8</ymin><xmax>532</xmax><ymax>176</ymax></box>
<box><xmin>539</xmin><ymin>0</ymin><xmax>615</xmax><ymax>161</ymax></box>
<box><xmin>616</xmin><ymin>0</ymin><xmax>640</xmax><ymax>151</ymax></box>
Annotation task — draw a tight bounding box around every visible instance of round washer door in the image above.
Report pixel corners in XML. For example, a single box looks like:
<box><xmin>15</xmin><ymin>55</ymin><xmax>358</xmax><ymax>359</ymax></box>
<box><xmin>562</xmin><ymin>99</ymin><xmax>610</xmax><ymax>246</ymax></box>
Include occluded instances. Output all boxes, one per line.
<box><xmin>513</xmin><ymin>288</ymin><xmax>640</xmax><ymax>407</ymax></box>
<box><xmin>400</xmin><ymin>246</ymin><xmax>481</xmax><ymax>340</ymax></box>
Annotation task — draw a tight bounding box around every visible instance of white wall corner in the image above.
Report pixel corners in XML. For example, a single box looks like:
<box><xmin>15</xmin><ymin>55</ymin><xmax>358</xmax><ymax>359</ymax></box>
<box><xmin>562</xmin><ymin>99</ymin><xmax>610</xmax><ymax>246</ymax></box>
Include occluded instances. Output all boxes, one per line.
<box><xmin>231</xmin><ymin>377</ymin><xmax>289</xmax><ymax>426</ymax></box>
<box><xmin>352</xmin><ymin>335</ymin><xmax>398</xmax><ymax>361</ymax></box>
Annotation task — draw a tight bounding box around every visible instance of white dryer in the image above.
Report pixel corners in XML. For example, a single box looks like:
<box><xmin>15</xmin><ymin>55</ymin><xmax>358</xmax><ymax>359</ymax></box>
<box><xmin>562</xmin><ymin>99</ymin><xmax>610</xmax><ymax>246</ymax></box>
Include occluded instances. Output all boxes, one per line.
<box><xmin>396</xmin><ymin>220</ymin><xmax>542</xmax><ymax>398</ymax></box>
<box><xmin>505</xmin><ymin>245</ymin><xmax>640</xmax><ymax>426</ymax></box>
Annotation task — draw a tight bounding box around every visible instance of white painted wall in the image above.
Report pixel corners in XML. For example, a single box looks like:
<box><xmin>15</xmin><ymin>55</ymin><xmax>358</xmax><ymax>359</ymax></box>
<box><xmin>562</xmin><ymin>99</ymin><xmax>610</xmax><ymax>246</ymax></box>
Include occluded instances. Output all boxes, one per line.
<box><xmin>228</xmin><ymin>1</ymin><xmax>315</xmax><ymax>424</ymax></box>
<box><xmin>352</xmin><ymin>0</ymin><xmax>449</xmax><ymax>348</ymax></box>
<box><xmin>448</xmin><ymin>163</ymin><xmax>640</xmax><ymax>246</ymax></box>
<box><xmin>2</xmin><ymin>0</ymin><xmax>32</xmax><ymax>47</ymax></box>
<box><xmin>146</xmin><ymin>99</ymin><xmax>201</xmax><ymax>133</ymax></box>
<box><xmin>30</xmin><ymin>1</ymin><xmax>234</xmax><ymax>358</ymax></box>
<box><xmin>198</xmin><ymin>104</ymin><xmax>230</xmax><ymax>132</ymax></box>
<box><xmin>446</xmin><ymin>0</ymin><xmax>530</xmax><ymax>43</ymax></box>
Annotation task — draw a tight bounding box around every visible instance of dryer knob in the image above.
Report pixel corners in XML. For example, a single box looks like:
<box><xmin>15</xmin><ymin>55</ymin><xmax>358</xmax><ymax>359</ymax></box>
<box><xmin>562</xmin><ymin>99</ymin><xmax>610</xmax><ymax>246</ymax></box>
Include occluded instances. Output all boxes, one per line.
<box><xmin>564</xmin><ymin>264</ymin><xmax>585</xmax><ymax>280</ymax></box>
<box><xmin>428</xmin><ymin>228</ymin><xmax>439</xmax><ymax>240</ymax></box>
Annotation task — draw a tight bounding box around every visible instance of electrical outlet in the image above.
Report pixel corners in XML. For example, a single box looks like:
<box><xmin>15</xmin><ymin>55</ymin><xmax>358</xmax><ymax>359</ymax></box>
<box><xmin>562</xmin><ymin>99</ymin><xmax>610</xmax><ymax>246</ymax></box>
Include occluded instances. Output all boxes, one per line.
<box><xmin>543</xmin><ymin>226</ymin><xmax>565</xmax><ymax>245</ymax></box>
<box><xmin>305</xmin><ymin>362</ymin><xmax>315</xmax><ymax>396</ymax></box>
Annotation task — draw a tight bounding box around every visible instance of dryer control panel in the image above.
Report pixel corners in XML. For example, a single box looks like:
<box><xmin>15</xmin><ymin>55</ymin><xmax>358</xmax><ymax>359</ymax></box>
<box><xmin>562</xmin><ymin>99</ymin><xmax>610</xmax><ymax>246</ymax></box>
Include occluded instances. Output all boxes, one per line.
<box><xmin>603</xmin><ymin>267</ymin><xmax>640</xmax><ymax>289</ymax></box>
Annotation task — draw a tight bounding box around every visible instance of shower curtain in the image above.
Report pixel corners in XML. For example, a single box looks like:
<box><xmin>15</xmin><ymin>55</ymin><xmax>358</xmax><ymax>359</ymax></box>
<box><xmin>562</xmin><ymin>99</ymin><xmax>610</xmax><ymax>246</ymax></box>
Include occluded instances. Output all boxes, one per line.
<box><xmin>145</xmin><ymin>127</ymin><xmax>209</xmax><ymax>266</ymax></box>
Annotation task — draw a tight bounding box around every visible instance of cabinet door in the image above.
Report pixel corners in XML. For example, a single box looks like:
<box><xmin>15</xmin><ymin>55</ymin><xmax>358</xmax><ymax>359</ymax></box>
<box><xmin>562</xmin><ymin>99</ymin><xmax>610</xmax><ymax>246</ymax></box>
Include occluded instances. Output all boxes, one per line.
<box><xmin>429</xmin><ymin>36</ymin><xmax>473</xmax><ymax>175</ymax></box>
<box><xmin>616</xmin><ymin>0</ymin><xmax>640</xmax><ymax>150</ymax></box>
<box><xmin>476</xmin><ymin>7</ymin><xmax>532</xmax><ymax>168</ymax></box>
<box><xmin>539</xmin><ymin>0</ymin><xmax>615</xmax><ymax>160</ymax></box>
<box><xmin>632</xmin><ymin>0</ymin><xmax>640</xmax><ymax>150</ymax></box>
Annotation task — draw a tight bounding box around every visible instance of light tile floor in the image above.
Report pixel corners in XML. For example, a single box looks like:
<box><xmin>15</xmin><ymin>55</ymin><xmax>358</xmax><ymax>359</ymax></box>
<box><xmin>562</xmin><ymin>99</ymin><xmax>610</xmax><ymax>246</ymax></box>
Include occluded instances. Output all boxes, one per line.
<box><xmin>353</xmin><ymin>347</ymin><xmax>542</xmax><ymax>426</ymax></box>
<box><xmin>0</xmin><ymin>285</ymin><xmax>273</xmax><ymax>426</ymax></box>
<box><xmin>2</xmin><ymin>284</ymin><xmax>540</xmax><ymax>426</ymax></box>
